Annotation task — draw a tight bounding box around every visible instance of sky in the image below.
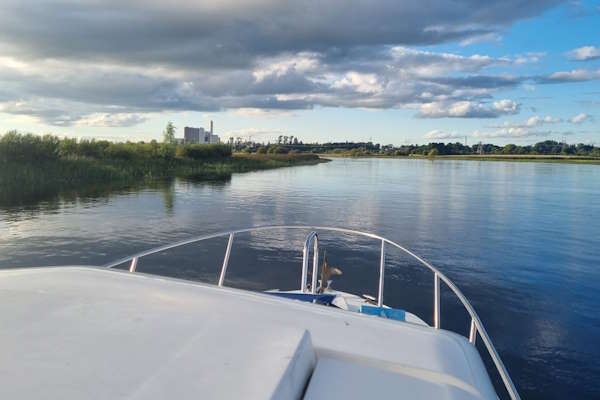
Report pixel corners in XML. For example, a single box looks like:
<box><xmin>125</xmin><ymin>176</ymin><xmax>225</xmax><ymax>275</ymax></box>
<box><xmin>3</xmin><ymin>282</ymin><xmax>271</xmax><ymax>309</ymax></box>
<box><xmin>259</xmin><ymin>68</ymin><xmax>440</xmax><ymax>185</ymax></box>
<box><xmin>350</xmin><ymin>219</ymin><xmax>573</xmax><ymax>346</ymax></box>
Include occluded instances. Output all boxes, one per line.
<box><xmin>0</xmin><ymin>0</ymin><xmax>599</xmax><ymax>145</ymax></box>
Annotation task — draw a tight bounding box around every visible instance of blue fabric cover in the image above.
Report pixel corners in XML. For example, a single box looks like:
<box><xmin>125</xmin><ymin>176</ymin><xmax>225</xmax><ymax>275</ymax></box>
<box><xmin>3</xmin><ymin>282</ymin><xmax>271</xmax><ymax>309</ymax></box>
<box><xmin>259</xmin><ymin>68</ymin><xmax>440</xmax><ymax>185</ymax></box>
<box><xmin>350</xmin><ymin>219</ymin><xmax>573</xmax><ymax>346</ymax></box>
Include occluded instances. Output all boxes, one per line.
<box><xmin>265</xmin><ymin>291</ymin><xmax>336</xmax><ymax>304</ymax></box>
<box><xmin>360</xmin><ymin>305</ymin><xmax>406</xmax><ymax>321</ymax></box>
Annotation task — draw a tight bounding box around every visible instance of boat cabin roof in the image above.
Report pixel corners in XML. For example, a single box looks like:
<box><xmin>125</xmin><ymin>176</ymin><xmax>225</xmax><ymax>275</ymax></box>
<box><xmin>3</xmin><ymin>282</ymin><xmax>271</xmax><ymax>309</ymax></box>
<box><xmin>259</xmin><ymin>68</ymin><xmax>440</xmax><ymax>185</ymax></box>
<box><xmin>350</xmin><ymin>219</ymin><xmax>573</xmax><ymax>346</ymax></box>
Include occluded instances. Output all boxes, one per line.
<box><xmin>0</xmin><ymin>267</ymin><xmax>497</xmax><ymax>399</ymax></box>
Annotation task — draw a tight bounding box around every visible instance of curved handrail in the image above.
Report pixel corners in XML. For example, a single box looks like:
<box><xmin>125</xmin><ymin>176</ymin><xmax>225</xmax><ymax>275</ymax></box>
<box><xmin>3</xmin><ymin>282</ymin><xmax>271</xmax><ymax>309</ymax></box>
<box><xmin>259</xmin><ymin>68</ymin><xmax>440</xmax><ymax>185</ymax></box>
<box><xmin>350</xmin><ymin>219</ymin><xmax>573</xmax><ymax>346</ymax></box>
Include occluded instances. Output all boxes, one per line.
<box><xmin>301</xmin><ymin>231</ymin><xmax>319</xmax><ymax>294</ymax></box>
<box><xmin>103</xmin><ymin>225</ymin><xmax>520</xmax><ymax>400</ymax></box>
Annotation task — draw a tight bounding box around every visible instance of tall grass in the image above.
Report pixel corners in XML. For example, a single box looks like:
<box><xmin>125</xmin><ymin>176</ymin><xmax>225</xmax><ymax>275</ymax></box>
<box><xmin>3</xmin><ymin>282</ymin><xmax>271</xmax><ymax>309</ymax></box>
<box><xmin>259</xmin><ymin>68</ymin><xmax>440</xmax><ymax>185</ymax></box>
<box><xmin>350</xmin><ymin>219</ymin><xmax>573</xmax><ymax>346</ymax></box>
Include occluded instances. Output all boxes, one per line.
<box><xmin>0</xmin><ymin>131</ymin><xmax>324</xmax><ymax>207</ymax></box>
<box><xmin>0</xmin><ymin>131</ymin><xmax>232</xmax><ymax>163</ymax></box>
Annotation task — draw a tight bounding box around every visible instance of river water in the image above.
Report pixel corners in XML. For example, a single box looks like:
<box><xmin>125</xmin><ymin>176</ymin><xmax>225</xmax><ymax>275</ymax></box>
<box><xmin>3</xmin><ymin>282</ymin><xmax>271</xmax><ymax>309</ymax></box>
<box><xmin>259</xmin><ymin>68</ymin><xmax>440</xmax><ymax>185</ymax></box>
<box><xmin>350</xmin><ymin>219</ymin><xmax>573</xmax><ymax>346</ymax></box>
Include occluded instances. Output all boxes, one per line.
<box><xmin>1</xmin><ymin>157</ymin><xmax>599</xmax><ymax>399</ymax></box>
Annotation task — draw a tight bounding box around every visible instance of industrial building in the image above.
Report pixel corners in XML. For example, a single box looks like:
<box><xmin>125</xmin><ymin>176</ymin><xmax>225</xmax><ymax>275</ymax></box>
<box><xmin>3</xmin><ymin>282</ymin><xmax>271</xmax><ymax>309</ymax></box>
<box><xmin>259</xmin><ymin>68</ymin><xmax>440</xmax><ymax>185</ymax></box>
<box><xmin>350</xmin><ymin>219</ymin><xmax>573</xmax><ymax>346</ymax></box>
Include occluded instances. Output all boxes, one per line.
<box><xmin>183</xmin><ymin>120</ymin><xmax>220</xmax><ymax>144</ymax></box>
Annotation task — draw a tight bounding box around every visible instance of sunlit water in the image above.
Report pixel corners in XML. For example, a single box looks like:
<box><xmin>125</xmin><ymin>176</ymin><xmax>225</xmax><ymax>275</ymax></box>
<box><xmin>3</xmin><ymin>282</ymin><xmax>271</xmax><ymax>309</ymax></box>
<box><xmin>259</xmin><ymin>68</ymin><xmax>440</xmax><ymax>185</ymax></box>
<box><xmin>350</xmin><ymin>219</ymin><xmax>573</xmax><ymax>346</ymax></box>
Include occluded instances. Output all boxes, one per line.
<box><xmin>1</xmin><ymin>158</ymin><xmax>599</xmax><ymax>399</ymax></box>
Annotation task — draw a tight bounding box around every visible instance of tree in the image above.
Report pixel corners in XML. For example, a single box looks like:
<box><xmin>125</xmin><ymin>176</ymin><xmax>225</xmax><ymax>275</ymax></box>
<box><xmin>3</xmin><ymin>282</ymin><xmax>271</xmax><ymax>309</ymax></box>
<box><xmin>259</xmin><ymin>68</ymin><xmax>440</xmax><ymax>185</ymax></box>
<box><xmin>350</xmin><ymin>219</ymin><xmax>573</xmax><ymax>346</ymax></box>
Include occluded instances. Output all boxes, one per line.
<box><xmin>163</xmin><ymin>121</ymin><xmax>176</xmax><ymax>144</ymax></box>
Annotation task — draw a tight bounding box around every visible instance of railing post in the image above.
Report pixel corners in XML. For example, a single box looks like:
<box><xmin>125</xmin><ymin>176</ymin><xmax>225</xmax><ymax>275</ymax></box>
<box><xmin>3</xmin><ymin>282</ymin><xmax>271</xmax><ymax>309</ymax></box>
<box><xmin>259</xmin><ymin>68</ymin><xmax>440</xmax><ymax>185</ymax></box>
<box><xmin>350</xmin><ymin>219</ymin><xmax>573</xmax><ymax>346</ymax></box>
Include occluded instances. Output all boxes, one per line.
<box><xmin>311</xmin><ymin>235</ymin><xmax>319</xmax><ymax>294</ymax></box>
<box><xmin>469</xmin><ymin>318</ymin><xmax>477</xmax><ymax>344</ymax></box>
<box><xmin>377</xmin><ymin>240</ymin><xmax>385</xmax><ymax>307</ymax></box>
<box><xmin>301</xmin><ymin>241</ymin><xmax>309</xmax><ymax>293</ymax></box>
<box><xmin>218</xmin><ymin>233</ymin><xmax>234</xmax><ymax>287</ymax></box>
<box><xmin>434</xmin><ymin>273</ymin><xmax>440</xmax><ymax>329</ymax></box>
<box><xmin>129</xmin><ymin>257</ymin><xmax>138</xmax><ymax>273</ymax></box>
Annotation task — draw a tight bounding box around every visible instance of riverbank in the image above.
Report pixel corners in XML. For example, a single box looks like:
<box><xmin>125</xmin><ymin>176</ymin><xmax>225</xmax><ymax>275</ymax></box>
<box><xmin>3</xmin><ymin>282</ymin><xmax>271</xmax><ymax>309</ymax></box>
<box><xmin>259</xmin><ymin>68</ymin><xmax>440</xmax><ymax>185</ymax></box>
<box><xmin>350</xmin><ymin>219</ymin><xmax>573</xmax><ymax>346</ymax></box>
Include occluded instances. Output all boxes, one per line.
<box><xmin>1</xmin><ymin>152</ymin><xmax>326</xmax><ymax>187</ymax></box>
<box><xmin>0</xmin><ymin>132</ymin><xmax>328</xmax><ymax>206</ymax></box>
<box><xmin>0</xmin><ymin>153</ymin><xmax>327</xmax><ymax>208</ymax></box>
<box><xmin>320</xmin><ymin>152</ymin><xmax>600</xmax><ymax>164</ymax></box>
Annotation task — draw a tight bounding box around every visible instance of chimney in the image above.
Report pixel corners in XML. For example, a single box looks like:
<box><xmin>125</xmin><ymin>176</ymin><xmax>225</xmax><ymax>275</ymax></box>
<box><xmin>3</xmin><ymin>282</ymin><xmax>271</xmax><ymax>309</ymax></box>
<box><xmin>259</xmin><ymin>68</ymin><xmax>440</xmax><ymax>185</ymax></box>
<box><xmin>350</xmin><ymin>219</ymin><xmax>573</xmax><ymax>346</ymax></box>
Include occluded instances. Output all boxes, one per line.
<box><xmin>210</xmin><ymin>120</ymin><xmax>213</xmax><ymax>135</ymax></box>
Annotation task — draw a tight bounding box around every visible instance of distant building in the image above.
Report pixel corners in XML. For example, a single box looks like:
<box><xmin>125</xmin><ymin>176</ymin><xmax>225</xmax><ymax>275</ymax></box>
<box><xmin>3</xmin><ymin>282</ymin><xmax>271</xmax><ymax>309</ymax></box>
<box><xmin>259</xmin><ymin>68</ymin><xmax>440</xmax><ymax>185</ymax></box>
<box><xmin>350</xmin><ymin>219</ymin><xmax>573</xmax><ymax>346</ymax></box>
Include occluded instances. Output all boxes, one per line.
<box><xmin>184</xmin><ymin>127</ymin><xmax>201</xmax><ymax>144</ymax></box>
<box><xmin>183</xmin><ymin>121</ymin><xmax>220</xmax><ymax>144</ymax></box>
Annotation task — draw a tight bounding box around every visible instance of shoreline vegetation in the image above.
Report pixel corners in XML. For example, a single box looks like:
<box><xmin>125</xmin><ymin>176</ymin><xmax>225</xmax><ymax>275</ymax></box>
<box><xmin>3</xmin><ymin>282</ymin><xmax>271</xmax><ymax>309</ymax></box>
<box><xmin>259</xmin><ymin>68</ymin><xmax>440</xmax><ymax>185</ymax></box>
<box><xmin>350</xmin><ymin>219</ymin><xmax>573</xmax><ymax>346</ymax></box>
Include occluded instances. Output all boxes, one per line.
<box><xmin>0</xmin><ymin>131</ymin><xmax>327</xmax><ymax>206</ymax></box>
<box><xmin>234</xmin><ymin>137</ymin><xmax>600</xmax><ymax>165</ymax></box>
<box><xmin>304</xmin><ymin>140</ymin><xmax>600</xmax><ymax>165</ymax></box>
<box><xmin>321</xmin><ymin>152</ymin><xmax>600</xmax><ymax>164</ymax></box>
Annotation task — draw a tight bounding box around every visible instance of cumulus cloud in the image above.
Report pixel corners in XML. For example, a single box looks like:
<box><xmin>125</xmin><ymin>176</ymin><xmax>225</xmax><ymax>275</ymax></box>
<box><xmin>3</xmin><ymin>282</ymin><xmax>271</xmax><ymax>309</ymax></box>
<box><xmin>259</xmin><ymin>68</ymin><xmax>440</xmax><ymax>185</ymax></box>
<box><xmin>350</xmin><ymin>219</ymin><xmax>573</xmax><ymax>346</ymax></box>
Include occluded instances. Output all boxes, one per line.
<box><xmin>0</xmin><ymin>0</ymin><xmax>565</xmax><ymax>126</ymax></box>
<box><xmin>487</xmin><ymin>115</ymin><xmax>561</xmax><ymax>130</ymax></box>
<box><xmin>472</xmin><ymin>128</ymin><xmax>558</xmax><ymax>139</ymax></box>
<box><xmin>567</xmin><ymin>46</ymin><xmax>600</xmax><ymax>61</ymax></box>
<box><xmin>418</xmin><ymin>99</ymin><xmax>519</xmax><ymax>118</ymax></box>
<box><xmin>332</xmin><ymin>72</ymin><xmax>384</xmax><ymax>94</ymax></box>
<box><xmin>0</xmin><ymin>98</ymin><xmax>151</xmax><ymax>127</ymax></box>
<box><xmin>514</xmin><ymin>52</ymin><xmax>546</xmax><ymax>64</ymax></box>
<box><xmin>472</xmin><ymin>127</ymin><xmax>577</xmax><ymax>139</ymax></box>
<box><xmin>527</xmin><ymin>115</ymin><xmax>561</xmax><ymax>125</ymax></box>
<box><xmin>424</xmin><ymin>129</ymin><xmax>464</xmax><ymax>140</ymax></box>
<box><xmin>472</xmin><ymin>114</ymin><xmax>579</xmax><ymax>139</ymax></box>
<box><xmin>537</xmin><ymin>69</ymin><xmax>600</xmax><ymax>83</ymax></box>
<box><xmin>459</xmin><ymin>32</ymin><xmax>502</xmax><ymax>46</ymax></box>
<box><xmin>570</xmin><ymin>113</ymin><xmax>592</xmax><ymax>124</ymax></box>
<box><xmin>75</xmin><ymin>113</ymin><xmax>148</xmax><ymax>127</ymax></box>
<box><xmin>493</xmin><ymin>99</ymin><xmax>520</xmax><ymax>113</ymax></box>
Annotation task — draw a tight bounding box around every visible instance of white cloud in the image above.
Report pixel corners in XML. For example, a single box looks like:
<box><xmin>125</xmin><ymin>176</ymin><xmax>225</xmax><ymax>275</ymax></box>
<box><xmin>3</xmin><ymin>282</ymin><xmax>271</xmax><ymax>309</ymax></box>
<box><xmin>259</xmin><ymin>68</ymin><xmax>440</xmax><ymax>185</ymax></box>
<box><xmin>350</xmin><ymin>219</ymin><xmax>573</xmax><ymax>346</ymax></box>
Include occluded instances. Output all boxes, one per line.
<box><xmin>514</xmin><ymin>52</ymin><xmax>546</xmax><ymax>64</ymax></box>
<box><xmin>472</xmin><ymin>128</ymin><xmax>568</xmax><ymax>139</ymax></box>
<box><xmin>487</xmin><ymin>115</ymin><xmax>561</xmax><ymax>130</ymax></box>
<box><xmin>539</xmin><ymin>69</ymin><xmax>600</xmax><ymax>83</ymax></box>
<box><xmin>75</xmin><ymin>113</ymin><xmax>148</xmax><ymax>127</ymax></box>
<box><xmin>526</xmin><ymin>115</ymin><xmax>561</xmax><ymax>126</ymax></box>
<box><xmin>459</xmin><ymin>32</ymin><xmax>502</xmax><ymax>46</ymax></box>
<box><xmin>418</xmin><ymin>99</ymin><xmax>519</xmax><ymax>118</ymax></box>
<box><xmin>424</xmin><ymin>129</ymin><xmax>464</xmax><ymax>140</ymax></box>
<box><xmin>567</xmin><ymin>46</ymin><xmax>600</xmax><ymax>61</ymax></box>
<box><xmin>332</xmin><ymin>72</ymin><xmax>384</xmax><ymax>94</ymax></box>
<box><xmin>570</xmin><ymin>113</ymin><xmax>591</xmax><ymax>124</ymax></box>
<box><xmin>253</xmin><ymin>53</ymin><xmax>320</xmax><ymax>81</ymax></box>
<box><xmin>475</xmin><ymin>115</ymin><xmax>572</xmax><ymax>139</ymax></box>
<box><xmin>493</xmin><ymin>99</ymin><xmax>519</xmax><ymax>113</ymax></box>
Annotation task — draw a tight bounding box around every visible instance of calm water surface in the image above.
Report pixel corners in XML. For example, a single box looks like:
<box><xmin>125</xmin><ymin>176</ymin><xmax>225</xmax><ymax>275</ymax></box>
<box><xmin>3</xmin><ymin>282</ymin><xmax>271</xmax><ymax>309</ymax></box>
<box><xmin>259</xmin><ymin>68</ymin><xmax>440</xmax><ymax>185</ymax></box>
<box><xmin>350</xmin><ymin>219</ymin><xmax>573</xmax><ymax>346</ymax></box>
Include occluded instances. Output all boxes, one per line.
<box><xmin>1</xmin><ymin>158</ymin><xmax>599</xmax><ymax>399</ymax></box>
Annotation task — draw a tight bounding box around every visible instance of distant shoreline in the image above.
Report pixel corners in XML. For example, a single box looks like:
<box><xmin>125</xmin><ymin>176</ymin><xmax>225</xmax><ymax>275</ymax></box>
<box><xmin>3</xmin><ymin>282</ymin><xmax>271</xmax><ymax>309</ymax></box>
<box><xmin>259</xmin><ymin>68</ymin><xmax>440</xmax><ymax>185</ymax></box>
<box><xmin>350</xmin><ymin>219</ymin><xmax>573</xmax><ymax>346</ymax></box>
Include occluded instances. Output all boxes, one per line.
<box><xmin>318</xmin><ymin>153</ymin><xmax>600</xmax><ymax>165</ymax></box>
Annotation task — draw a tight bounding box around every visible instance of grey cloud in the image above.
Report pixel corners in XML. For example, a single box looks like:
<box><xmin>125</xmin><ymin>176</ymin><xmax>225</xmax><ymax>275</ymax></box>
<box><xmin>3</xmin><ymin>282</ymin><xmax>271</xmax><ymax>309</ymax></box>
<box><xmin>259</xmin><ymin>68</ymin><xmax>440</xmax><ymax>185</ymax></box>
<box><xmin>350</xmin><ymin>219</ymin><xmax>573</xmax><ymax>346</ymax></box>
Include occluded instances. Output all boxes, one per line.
<box><xmin>0</xmin><ymin>1</ymin><xmax>558</xmax><ymax>68</ymax></box>
<box><xmin>0</xmin><ymin>0</ymin><xmax>564</xmax><ymax>125</ymax></box>
<box><xmin>429</xmin><ymin>75</ymin><xmax>522</xmax><ymax>89</ymax></box>
<box><xmin>0</xmin><ymin>99</ymin><xmax>91</xmax><ymax>126</ymax></box>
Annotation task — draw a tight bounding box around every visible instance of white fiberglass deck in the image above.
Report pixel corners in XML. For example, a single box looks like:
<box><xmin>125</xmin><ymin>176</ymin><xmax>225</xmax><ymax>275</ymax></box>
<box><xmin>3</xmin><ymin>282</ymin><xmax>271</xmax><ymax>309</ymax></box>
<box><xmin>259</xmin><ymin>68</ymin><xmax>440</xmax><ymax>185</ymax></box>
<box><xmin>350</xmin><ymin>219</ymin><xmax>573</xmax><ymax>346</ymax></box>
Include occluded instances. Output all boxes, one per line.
<box><xmin>0</xmin><ymin>267</ymin><xmax>497</xmax><ymax>399</ymax></box>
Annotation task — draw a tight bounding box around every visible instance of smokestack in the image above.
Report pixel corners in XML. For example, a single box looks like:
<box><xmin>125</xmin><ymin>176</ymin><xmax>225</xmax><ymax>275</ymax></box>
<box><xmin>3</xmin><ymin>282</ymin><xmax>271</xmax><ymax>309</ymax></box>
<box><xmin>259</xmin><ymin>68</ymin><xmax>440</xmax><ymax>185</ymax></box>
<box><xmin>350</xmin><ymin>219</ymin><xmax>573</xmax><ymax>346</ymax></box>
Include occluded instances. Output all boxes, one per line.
<box><xmin>210</xmin><ymin>120</ymin><xmax>213</xmax><ymax>135</ymax></box>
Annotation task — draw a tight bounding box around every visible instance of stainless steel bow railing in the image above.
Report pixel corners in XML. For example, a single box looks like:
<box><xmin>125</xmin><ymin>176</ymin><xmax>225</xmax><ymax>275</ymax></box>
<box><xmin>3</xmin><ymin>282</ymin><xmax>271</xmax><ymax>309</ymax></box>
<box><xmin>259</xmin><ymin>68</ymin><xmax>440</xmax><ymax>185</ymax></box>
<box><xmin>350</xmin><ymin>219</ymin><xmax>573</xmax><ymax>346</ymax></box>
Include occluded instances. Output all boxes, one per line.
<box><xmin>104</xmin><ymin>225</ymin><xmax>520</xmax><ymax>400</ymax></box>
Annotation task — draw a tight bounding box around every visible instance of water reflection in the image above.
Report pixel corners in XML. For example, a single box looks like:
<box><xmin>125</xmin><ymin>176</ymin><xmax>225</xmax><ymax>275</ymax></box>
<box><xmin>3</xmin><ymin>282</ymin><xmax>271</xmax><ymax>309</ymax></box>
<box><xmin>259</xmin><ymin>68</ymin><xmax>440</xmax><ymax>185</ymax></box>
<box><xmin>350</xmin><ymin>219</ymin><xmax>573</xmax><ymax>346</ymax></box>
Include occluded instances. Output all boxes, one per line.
<box><xmin>0</xmin><ymin>158</ymin><xmax>599</xmax><ymax>400</ymax></box>
<box><xmin>1</xmin><ymin>176</ymin><xmax>232</xmax><ymax>221</ymax></box>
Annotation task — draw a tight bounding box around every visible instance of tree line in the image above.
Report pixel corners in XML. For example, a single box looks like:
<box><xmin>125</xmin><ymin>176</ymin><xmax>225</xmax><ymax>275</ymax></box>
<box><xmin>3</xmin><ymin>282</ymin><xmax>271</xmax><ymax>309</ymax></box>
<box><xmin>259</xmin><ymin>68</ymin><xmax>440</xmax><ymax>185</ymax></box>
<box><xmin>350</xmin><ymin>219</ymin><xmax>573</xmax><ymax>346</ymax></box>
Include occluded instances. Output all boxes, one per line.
<box><xmin>233</xmin><ymin>139</ymin><xmax>600</xmax><ymax>157</ymax></box>
<box><xmin>315</xmin><ymin>140</ymin><xmax>600</xmax><ymax>157</ymax></box>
